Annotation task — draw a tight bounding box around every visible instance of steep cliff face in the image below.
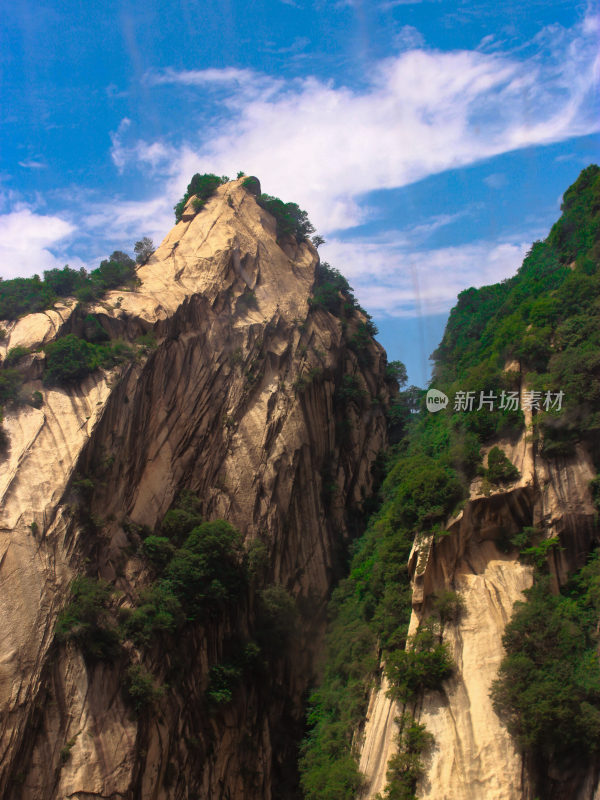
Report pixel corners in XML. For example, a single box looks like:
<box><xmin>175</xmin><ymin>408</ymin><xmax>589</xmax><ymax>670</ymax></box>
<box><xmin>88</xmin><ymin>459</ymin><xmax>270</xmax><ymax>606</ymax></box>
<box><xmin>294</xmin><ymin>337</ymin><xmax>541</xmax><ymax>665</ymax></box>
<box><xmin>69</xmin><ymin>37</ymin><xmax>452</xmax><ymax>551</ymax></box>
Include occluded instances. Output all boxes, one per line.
<box><xmin>0</xmin><ymin>178</ymin><xmax>389</xmax><ymax>798</ymax></box>
<box><xmin>350</xmin><ymin>166</ymin><xmax>600</xmax><ymax>800</ymax></box>
<box><xmin>358</xmin><ymin>388</ymin><xmax>598</xmax><ymax>800</ymax></box>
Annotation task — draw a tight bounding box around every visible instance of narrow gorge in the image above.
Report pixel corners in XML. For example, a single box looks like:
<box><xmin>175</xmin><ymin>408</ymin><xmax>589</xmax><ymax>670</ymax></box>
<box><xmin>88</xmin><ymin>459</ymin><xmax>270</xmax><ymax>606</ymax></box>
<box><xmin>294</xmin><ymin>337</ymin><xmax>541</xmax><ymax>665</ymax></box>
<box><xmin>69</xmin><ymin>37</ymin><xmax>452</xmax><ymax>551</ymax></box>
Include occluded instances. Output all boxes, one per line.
<box><xmin>1</xmin><ymin>166</ymin><xmax>599</xmax><ymax>800</ymax></box>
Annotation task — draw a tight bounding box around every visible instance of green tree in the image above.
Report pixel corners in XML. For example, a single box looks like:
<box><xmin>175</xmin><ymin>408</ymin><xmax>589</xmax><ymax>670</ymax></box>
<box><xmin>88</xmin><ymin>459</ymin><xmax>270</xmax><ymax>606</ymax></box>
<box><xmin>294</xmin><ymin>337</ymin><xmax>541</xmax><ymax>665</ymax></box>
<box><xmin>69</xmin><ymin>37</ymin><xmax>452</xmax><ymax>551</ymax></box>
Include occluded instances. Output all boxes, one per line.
<box><xmin>43</xmin><ymin>265</ymin><xmax>87</xmax><ymax>296</ymax></box>
<box><xmin>492</xmin><ymin>565</ymin><xmax>600</xmax><ymax>763</ymax></box>
<box><xmin>55</xmin><ymin>576</ymin><xmax>120</xmax><ymax>660</ymax></box>
<box><xmin>0</xmin><ymin>275</ymin><xmax>56</xmax><ymax>320</ymax></box>
<box><xmin>44</xmin><ymin>334</ymin><xmax>98</xmax><ymax>385</ymax></box>
<box><xmin>256</xmin><ymin>193</ymin><xmax>315</xmax><ymax>241</ymax></box>
<box><xmin>486</xmin><ymin>446</ymin><xmax>520</xmax><ymax>484</ymax></box>
<box><xmin>174</xmin><ymin>173</ymin><xmax>229</xmax><ymax>222</ymax></box>
<box><xmin>142</xmin><ymin>535</ymin><xmax>176</xmax><ymax>570</ymax></box>
<box><xmin>134</xmin><ymin>237</ymin><xmax>155</xmax><ymax>265</ymax></box>
<box><xmin>385</xmin><ymin>624</ymin><xmax>454</xmax><ymax>703</ymax></box>
<box><xmin>165</xmin><ymin>520</ymin><xmax>245</xmax><ymax>617</ymax></box>
<box><xmin>123</xmin><ymin>582</ymin><xmax>183</xmax><ymax>645</ymax></box>
<box><xmin>378</xmin><ymin>715</ymin><xmax>434</xmax><ymax>800</ymax></box>
<box><xmin>125</xmin><ymin>664</ymin><xmax>164</xmax><ymax>711</ymax></box>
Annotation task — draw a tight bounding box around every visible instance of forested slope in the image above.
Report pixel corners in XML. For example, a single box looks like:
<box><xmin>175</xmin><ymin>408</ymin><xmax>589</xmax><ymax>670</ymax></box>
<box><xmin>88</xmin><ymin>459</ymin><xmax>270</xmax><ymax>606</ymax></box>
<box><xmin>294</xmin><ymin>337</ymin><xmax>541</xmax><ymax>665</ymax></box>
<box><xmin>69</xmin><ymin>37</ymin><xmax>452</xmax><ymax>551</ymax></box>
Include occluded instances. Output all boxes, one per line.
<box><xmin>301</xmin><ymin>164</ymin><xmax>600</xmax><ymax>800</ymax></box>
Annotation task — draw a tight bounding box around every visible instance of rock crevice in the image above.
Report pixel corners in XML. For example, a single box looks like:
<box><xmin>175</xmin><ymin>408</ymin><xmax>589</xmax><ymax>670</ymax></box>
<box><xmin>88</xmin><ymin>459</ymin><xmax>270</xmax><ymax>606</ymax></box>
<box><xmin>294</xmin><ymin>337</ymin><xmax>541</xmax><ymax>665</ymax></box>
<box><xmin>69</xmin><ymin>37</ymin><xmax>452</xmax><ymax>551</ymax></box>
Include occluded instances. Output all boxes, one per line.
<box><xmin>0</xmin><ymin>179</ymin><xmax>389</xmax><ymax>799</ymax></box>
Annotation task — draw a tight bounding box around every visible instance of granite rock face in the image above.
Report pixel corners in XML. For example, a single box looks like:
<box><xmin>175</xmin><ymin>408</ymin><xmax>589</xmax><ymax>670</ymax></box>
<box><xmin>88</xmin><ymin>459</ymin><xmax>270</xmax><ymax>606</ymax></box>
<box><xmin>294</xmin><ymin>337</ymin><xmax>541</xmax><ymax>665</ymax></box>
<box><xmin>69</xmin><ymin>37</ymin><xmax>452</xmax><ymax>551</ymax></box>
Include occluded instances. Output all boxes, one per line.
<box><xmin>358</xmin><ymin>382</ymin><xmax>598</xmax><ymax>800</ymax></box>
<box><xmin>0</xmin><ymin>178</ymin><xmax>389</xmax><ymax>798</ymax></box>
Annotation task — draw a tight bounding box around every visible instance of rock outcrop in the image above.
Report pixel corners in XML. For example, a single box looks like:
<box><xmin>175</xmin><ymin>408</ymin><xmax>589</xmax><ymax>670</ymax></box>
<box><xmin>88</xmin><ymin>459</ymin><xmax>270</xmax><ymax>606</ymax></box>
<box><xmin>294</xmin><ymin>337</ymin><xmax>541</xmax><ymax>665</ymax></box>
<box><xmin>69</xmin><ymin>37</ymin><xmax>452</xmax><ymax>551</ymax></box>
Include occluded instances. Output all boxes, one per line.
<box><xmin>0</xmin><ymin>178</ymin><xmax>389</xmax><ymax>798</ymax></box>
<box><xmin>358</xmin><ymin>382</ymin><xmax>598</xmax><ymax>800</ymax></box>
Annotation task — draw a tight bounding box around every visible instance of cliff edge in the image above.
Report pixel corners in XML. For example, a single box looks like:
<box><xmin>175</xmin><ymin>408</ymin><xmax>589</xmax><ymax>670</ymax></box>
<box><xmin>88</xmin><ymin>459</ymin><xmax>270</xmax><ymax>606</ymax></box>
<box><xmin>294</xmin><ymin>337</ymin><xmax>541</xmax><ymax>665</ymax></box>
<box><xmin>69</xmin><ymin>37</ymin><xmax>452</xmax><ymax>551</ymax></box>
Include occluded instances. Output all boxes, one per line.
<box><xmin>0</xmin><ymin>177</ymin><xmax>389</xmax><ymax>799</ymax></box>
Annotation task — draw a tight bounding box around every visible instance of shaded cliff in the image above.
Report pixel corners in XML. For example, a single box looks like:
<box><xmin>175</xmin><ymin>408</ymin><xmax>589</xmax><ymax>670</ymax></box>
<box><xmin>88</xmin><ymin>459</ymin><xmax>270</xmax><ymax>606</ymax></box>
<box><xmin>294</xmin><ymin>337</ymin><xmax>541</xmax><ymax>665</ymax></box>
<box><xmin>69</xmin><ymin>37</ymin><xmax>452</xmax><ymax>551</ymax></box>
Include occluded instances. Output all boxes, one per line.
<box><xmin>0</xmin><ymin>177</ymin><xmax>390</xmax><ymax>798</ymax></box>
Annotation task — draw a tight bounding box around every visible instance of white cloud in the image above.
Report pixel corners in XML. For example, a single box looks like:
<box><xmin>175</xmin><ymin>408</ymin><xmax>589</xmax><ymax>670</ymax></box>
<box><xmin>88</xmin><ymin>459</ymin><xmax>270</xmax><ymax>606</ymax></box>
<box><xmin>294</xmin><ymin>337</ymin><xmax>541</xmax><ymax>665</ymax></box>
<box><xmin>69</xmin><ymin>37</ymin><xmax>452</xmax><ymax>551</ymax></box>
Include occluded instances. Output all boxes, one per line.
<box><xmin>392</xmin><ymin>24</ymin><xmax>425</xmax><ymax>50</ymax></box>
<box><xmin>404</xmin><ymin>211</ymin><xmax>471</xmax><ymax>240</ymax></box>
<box><xmin>380</xmin><ymin>0</ymin><xmax>425</xmax><ymax>8</ymax></box>
<box><xmin>0</xmin><ymin>209</ymin><xmax>79</xmax><ymax>279</ymax></box>
<box><xmin>144</xmin><ymin>66</ymin><xmax>256</xmax><ymax>87</ymax></box>
<box><xmin>110</xmin><ymin>117</ymin><xmax>132</xmax><ymax>171</ymax></box>
<box><xmin>320</xmin><ymin>235</ymin><xmax>529</xmax><ymax>316</ymax></box>
<box><xmin>111</xmin><ymin>133</ymin><xmax>177</xmax><ymax>175</ymax></box>
<box><xmin>18</xmin><ymin>160</ymin><xmax>47</xmax><ymax>170</ymax></box>
<box><xmin>4</xmin><ymin>14</ymin><xmax>594</xmax><ymax>308</ymax></box>
<box><xmin>114</xmin><ymin>14</ymin><xmax>599</xmax><ymax>237</ymax></box>
<box><xmin>483</xmin><ymin>173</ymin><xmax>507</xmax><ymax>189</ymax></box>
<box><xmin>142</xmin><ymin>67</ymin><xmax>283</xmax><ymax>104</ymax></box>
<box><xmin>85</xmin><ymin>196</ymin><xmax>174</xmax><ymax>247</ymax></box>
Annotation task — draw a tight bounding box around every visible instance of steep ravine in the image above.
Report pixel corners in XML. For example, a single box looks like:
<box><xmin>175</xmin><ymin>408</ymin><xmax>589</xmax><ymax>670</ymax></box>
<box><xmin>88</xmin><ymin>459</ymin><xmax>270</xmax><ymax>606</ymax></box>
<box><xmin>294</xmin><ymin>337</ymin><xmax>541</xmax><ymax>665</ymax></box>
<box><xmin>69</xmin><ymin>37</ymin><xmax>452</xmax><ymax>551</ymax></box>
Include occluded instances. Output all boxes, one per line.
<box><xmin>358</xmin><ymin>386</ymin><xmax>599</xmax><ymax>800</ymax></box>
<box><xmin>0</xmin><ymin>178</ymin><xmax>389</xmax><ymax>798</ymax></box>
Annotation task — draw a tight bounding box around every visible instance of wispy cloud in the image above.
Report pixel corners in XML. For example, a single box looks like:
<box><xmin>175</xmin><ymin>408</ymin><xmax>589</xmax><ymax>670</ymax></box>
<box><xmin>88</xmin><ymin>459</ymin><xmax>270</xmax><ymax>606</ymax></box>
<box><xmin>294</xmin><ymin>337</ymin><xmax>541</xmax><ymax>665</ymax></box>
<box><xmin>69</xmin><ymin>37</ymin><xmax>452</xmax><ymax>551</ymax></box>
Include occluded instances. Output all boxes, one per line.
<box><xmin>113</xmin><ymin>13</ymin><xmax>599</xmax><ymax>236</ymax></box>
<box><xmin>110</xmin><ymin>117</ymin><xmax>132</xmax><ymax>171</ymax></box>
<box><xmin>261</xmin><ymin>36</ymin><xmax>311</xmax><ymax>55</ymax></box>
<box><xmin>142</xmin><ymin>67</ymin><xmax>284</xmax><ymax>99</ymax></box>
<box><xmin>18</xmin><ymin>160</ymin><xmax>48</xmax><ymax>170</ymax></box>
<box><xmin>392</xmin><ymin>24</ymin><xmax>425</xmax><ymax>50</ymax></box>
<box><xmin>144</xmin><ymin>66</ymin><xmax>256</xmax><ymax>87</ymax></box>
<box><xmin>404</xmin><ymin>210</ymin><xmax>472</xmax><ymax>240</ymax></box>
<box><xmin>483</xmin><ymin>172</ymin><xmax>507</xmax><ymax>189</ymax></box>
<box><xmin>106</xmin><ymin>83</ymin><xmax>128</xmax><ymax>99</ymax></box>
<box><xmin>85</xmin><ymin>196</ymin><xmax>173</xmax><ymax>247</ymax></box>
<box><xmin>3</xmin><ymin>12</ymin><xmax>596</xmax><ymax>311</ymax></box>
<box><xmin>380</xmin><ymin>0</ymin><xmax>425</xmax><ymax>9</ymax></box>
<box><xmin>321</xmin><ymin>235</ymin><xmax>529</xmax><ymax>316</ymax></box>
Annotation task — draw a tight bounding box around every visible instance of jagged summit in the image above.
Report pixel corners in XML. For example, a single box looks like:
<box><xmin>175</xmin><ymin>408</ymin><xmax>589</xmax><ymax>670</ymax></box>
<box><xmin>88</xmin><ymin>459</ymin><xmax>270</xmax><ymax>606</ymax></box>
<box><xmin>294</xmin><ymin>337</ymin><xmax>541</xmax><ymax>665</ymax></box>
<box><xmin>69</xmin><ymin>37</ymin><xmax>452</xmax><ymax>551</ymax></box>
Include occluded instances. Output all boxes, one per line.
<box><xmin>119</xmin><ymin>176</ymin><xmax>317</xmax><ymax>323</ymax></box>
<box><xmin>2</xmin><ymin>177</ymin><xmax>315</xmax><ymax>346</ymax></box>
<box><xmin>0</xmin><ymin>175</ymin><xmax>390</xmax><ymax>798</ymax></box>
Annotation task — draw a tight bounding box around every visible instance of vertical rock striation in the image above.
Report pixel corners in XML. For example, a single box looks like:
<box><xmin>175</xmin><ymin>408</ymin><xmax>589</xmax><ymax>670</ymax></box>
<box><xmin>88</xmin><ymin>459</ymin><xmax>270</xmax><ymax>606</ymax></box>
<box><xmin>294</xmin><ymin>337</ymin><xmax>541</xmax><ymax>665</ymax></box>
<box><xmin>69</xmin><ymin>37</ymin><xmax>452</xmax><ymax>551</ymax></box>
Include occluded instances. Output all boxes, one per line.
<box><xmin>358</xmin><ymin>383</ymin><xmax>598</xmax><ymax>800</ymax></box>
<box><xmin>0</xmin><ymin>178</ymin><xmax>389</xmax><ymax>798</ymax></box>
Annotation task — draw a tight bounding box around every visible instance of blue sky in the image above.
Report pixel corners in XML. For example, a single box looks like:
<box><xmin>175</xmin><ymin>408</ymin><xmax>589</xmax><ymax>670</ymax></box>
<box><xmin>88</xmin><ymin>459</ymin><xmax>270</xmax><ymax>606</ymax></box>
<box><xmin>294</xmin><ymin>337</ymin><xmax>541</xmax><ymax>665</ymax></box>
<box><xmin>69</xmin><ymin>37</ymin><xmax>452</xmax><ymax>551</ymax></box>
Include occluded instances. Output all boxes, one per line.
<box><xmin>1</xmin><ymin>0</ymin><xmax>599</xmax><ymax>384</ymax></box>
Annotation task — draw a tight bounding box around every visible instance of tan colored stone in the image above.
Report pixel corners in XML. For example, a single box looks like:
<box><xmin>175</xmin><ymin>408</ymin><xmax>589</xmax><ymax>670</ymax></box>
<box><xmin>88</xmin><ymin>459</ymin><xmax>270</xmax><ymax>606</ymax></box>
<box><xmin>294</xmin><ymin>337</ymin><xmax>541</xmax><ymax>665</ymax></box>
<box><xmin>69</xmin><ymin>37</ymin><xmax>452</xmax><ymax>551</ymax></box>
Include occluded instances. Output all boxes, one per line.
<box><xmin>0</xmin><ymin>178</ymin><xmax>389</xmax><ymax>799</ymax></box>
<box><xmin>359</xmin><ymin>406</ymin><xmax>598</xmax><ymax>800</ymax></box>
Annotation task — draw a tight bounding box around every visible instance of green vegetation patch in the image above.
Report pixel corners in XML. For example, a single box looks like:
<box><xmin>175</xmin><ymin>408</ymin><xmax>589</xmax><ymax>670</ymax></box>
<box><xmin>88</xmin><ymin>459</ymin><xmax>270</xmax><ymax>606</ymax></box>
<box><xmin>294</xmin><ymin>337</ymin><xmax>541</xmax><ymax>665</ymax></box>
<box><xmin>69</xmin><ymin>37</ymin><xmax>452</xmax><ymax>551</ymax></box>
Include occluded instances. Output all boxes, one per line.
<box><xmin>375</xmin><ymin>715</ymin><xmax>434</xmax><ymax>800</ymax></box>
<box><xmin>125</xmin><ymin>664</ymin><xmax>164</xmax><ymax>711</ymax></box>
<box><xmin>492</xmin><ymin>554</ymin><xmax>600</xmax><ymax>767</ymax></box>
<box><xmin>0</xmin><ymin>275</ymin><xmax>56</xmax><ymax>320</ymax></box>
<box><xmin>124</xmin><ymin>518</ymin><xmax>246</xmax><ymax>644</ymax></box>
<box><xmin>300</xmin><ymin>164</ymin><xmax>600</xmax><ymax>797</ymax></box>
<box><xmin>309</xmin><ymin>262</ymin><xmax>363</xmax><ymax>317</ymax></box>
<box><xmin>165</xmin><ymin>519</ymin><xmax>245</xmax><ymax>618</ymax></box>
<box><xmin>0</xmin><ymin>367</ymin><xmax>22</xmax><ymax>405</ymax></box>
<box><xmin>122</xmin><ymin>581</ymin><xmax>185</xmax><ymax>646</ymax></box>
<box><xmin>434</xmin><ymin>164</ymin><xmax>600</xmax><ymax>460</ymax></box>
<box><xmin>0</xmin><ymin>252</ymin><xmax>138</xmax><ymax>320</ymax></box>
<box><xmin>55</xmin><ymin>576</ymin><xmax>120</xmax><ymax>660</ymax></box>
<box><xmin>207</xmin><ymin>641</ymin><xmax>262</xmax><ymax>707</ymax></box>
<box><xmin>486</xmin><ymin>446</ymin><xmax>520</xmax><ymax>484</ymax></box>
<box><xmin>4</xmin><ymin>346</ymin><xmax>30</xmax><ymax>367</ymax></box>
<box><xmin>255</xmin><ymin>193</ymin><xmax>315</xmax><ymax>241</ymax></box>
<box><xmin>43</xmin><ymin>333</ymin><xmax>134</xmax><ymax>385</ymax></box>
<box><xmin>385</xmin><ymin>623</ymin><xmax>454</xmax><ymax>704</ymax></box>
<box><xmin>174</xmin><ymin>173</ymin><xmax>229</xmax><ymax>222</ymax></box>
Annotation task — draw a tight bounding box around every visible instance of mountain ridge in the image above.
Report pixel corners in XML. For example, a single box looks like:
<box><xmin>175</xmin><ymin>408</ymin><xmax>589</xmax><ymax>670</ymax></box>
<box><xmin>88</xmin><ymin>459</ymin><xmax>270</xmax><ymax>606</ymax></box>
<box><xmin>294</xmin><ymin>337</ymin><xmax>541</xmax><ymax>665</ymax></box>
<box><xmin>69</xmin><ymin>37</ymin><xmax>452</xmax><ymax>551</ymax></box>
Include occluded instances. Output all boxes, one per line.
<box><xmin>0</xmin><ymin>176</ymin><xmax>390</xmax><ymax>799</ymax></box>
